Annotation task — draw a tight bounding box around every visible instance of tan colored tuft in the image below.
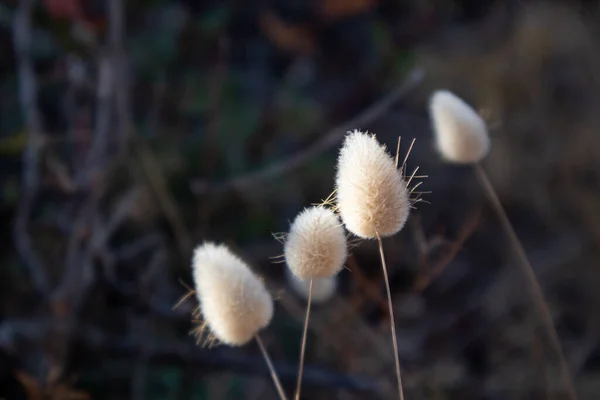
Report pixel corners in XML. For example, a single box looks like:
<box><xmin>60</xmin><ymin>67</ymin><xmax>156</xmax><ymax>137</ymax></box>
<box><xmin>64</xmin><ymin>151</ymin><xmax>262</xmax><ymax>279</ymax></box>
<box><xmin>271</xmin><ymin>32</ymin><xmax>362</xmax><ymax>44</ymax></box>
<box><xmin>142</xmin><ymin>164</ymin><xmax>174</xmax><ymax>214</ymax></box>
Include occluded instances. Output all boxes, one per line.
<box><xmin>335</xmin><ymin>130</ymin><xmax>410</xmax><ymax>239</ymax></box>
<box><xmin>192</xmin><ymin>242</ymin><xmax>273</xmax><ymax>346</ymax></box>
<box><xmin>284</xmin><ymin>206</ymin><xmax>347</xmax><ymax>280</ymax></box>
<box><xmin>285</xmin><ymin>268</ymin><xmax>337</xmax><ymax>304</ymax></box>
<box><xmin>429</xmin><ymin>90</ymin><xmax>490</xmax><ymax>164</ymax></box>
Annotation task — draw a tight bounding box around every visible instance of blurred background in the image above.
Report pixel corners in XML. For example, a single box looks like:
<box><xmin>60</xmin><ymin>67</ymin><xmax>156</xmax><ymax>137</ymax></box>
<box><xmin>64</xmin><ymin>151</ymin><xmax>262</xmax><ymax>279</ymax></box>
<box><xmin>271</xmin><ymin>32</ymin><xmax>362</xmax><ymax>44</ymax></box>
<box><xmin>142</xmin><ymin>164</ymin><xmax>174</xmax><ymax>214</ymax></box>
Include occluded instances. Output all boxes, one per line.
<box><xmin>2</xmin><ymin>0</ymin><xmax>600</xmax><ymax>398</ymax></box>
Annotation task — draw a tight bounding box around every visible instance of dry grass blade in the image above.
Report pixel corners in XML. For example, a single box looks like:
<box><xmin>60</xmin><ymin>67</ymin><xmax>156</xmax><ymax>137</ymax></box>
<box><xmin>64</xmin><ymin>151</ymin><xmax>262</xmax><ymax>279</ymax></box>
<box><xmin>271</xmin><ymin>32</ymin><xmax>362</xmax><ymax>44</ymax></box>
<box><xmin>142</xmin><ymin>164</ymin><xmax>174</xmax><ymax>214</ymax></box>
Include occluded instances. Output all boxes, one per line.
<box><xmin>376</xmin><ymin>231</ymin><xmax>405</xmax><ymax>400</ymax></box>
<box><xmin>256</xmin><ymin>334</ymin><xmax>290</xmax><ymax>400</ymax></box>
<box><xmin>294</xmin><ymin>279</ymin><xmax>313</xmax><ymax>400</ymax></box>
<box><xmin>475</xmin><ymin>163</ymin><xmax>577</xmax><ymax>400</ymax></box>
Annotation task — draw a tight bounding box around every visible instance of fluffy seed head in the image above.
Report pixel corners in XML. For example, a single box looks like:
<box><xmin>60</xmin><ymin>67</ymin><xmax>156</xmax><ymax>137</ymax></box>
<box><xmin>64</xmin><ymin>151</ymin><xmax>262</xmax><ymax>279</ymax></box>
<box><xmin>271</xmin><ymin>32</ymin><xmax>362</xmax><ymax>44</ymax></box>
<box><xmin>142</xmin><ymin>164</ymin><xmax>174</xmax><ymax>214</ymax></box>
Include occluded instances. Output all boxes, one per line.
<box><xmin>192</xmin><ymin>242</ymin><xmax>273</xmax><ymax>346</ymax></box>
<box><xmin>284</xmin><ymin>206</ymin><xmax>347</xmax><ymax>280</ymax></box>
<box><xmin>335</xmin><ymin>130</ymin><xmax>410</xmax><ymax>239</ymax></box>
<box><xmin>285</xmin><ymin>268</ymin><xmax>337</xmax><ymax>304</ymax></box>
<box><xmin>429</xmin><ymin>90</ymin><xmax>490</xmax><ymax>164</ymax></box>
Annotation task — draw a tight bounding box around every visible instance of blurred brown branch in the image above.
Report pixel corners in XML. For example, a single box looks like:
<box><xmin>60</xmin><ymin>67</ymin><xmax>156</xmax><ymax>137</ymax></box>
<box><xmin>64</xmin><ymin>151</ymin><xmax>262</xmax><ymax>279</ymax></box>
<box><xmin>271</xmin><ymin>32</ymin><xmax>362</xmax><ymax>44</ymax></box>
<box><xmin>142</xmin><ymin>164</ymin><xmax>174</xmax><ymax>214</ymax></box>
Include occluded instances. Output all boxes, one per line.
<box><xmin>413</xmin><ymin>206</ymin><xmax>482</xmax><ymax>293</ymax></box>
<box><xmin>13</xmin><ymin>0</ymin><xmax>51</xmax><ymax>298</ymax></box>
<box><xmin>191</xmin><ymin>67</ymin><xmax>425</xmax><ymax>195</ymax></box>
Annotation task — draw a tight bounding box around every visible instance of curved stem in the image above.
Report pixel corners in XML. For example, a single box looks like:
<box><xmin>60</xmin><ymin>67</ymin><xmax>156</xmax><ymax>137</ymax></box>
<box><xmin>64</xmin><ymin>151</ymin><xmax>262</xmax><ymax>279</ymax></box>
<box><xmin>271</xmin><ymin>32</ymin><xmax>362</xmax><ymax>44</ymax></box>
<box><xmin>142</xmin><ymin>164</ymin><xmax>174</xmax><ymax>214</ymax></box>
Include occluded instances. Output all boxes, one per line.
<box><xmin>376</xmin><ymin>232</ymin><xmax>405</xmax><ymax>400</ymax></box>
<box><xmin>294</xmin><ymin>279</ymin><xmax>313</xmax><ymax>400</ymax></box>
<box><xmin>255</xmin><ymin>334</ymin><xmax>289</xmax><ymax>400</ymax></box>
<box><xmin>475</xmin><ymin>163</ymin><xmax>577</xmax><ymax>400</ymax></box>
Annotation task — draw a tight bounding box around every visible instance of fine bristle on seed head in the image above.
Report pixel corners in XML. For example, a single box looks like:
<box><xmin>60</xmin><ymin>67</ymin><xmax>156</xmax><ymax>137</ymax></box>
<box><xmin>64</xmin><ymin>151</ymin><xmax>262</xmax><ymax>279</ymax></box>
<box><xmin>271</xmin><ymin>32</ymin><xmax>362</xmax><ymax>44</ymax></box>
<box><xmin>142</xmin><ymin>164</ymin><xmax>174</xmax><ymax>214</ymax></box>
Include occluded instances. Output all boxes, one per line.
<box><xmin>335</xmin><ymin>130</ymin><xmax>410</xmax><ymax>239</ymax></box>
<box><xmin>284</xmin><ymin>206</ymin><xmax>347</xmax><ymax>280</ymax></box>
<box><xmin>429</xmin><ymin>90</ymin><xmax>490</xmax><ymax>164</ymax></box>
<box><xmin>192</xmin><ymin>242</ymin><xmax>274</xmax><ymax>346</ymax></box>
<box><xmin>285</xmin><ymin>268</ymin><xmax>337</xmax><ymax>304</ymax></box>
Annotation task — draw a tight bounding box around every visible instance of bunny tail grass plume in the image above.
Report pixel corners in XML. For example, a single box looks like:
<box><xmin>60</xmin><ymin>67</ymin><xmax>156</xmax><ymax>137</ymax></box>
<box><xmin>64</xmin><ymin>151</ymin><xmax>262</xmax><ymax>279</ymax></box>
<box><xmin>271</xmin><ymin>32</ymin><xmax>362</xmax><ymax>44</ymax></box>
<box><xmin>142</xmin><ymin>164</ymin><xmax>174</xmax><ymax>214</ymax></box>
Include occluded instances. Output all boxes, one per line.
<box><xmin>335</xmin><ymin>130</ymin><xmax>410</xmax><ymax>239</ymax></box>
<box><xmin>192</xmin><ymin>242</ymin><xmax>273</xmax><ymax>346</ymax></box>
<box><xmin>335</xmin><ymin>130</ymin><xmax>410</xmax><ymax>400</ymax></box>
<box><xmin>429</xmin><ymin>91</ymin><xmax>577</xmax><ymax>399</ymax></box>
<box><xmin>429</xmin><ymin>90</ymin><xmax>490</xmax><ymax>164</ymax></box>
<box><xmin>284</xmin><ymin>206</ymin><xmax>347</xmax><ymax>280</ymax></box>
<box><xmin>283</xmin><ymin>206</ymin><xmax>346</xmax><ymax>400</ymax></box>
<box><xmin>286</xmin><ymin>268</ymin><xmax>337</xmax><ymax>304</ymax></box>
<box><xmin>192</xmin><ymin>243</ymin><xmax>289</xmax><ymax>400</ymax></box>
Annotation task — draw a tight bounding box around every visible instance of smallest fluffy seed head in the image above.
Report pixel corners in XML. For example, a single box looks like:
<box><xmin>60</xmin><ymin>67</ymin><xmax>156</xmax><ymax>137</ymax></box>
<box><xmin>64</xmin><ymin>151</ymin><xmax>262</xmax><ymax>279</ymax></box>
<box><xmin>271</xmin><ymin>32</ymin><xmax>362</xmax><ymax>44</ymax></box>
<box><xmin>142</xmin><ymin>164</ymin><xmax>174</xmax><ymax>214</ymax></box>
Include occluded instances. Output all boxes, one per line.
<box><xmin>429</xmin><ymin>90</ymin><xmax>490</xmax><ymax>164</ymax></box>
<box><xmin>192</xmin><ymin>242</ymin><xmax>273</xmax><ymax>346</ymax></box>
<box><xmin>284</xmin><ymin>206</ymin><xmax>347</xmax><ymax>280</ymax></box>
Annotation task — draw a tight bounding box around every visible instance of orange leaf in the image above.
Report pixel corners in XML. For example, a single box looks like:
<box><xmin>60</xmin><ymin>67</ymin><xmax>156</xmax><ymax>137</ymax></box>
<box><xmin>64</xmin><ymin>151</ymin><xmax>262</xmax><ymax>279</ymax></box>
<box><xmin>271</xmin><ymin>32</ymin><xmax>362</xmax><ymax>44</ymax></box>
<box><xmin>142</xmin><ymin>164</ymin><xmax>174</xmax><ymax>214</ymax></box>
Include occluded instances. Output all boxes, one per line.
<box><xmin>15</xmin><ymin>371</ymin><xmax>43</xmax><ymax>400</ymax></box>
<box><xmin>319</xmin><ymin>0</ymin><xmax>377</xmax><ymax>22</ymax></box>
<box><xmin>259</xmin><ymin>11</ymin><xmax>315</xmax><ymax>54</ymax></box>
<box><xmin>15</xmin><ymin>370</ymin><xmax>91</xmax><ymax>400</ymax></box>
<box><xmin>43</xmin><ymin>0</ymin><xmax>83</xmax><ymax>20</ymax></box>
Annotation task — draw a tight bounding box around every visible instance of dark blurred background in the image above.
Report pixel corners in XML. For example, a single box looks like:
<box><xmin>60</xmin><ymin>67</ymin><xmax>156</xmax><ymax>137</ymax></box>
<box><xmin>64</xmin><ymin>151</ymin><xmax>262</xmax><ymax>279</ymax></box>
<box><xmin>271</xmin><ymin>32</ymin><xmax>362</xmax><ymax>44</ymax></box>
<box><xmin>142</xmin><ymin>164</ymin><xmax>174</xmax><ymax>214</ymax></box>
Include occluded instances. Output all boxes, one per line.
<box><xmin>2</xmin><ymin>0</ymin><xmax>600</xmax><ymax>399</ymax></box>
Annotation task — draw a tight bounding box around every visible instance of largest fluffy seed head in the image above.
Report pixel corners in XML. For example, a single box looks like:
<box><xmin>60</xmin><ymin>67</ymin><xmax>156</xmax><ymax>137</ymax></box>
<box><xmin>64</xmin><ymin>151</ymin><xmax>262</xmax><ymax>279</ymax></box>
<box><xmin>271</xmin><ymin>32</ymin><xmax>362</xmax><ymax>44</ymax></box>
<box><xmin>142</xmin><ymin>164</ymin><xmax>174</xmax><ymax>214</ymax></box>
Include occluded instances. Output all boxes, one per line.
<box><xmin>335</xmin><ymin>130</ymin><xmax>410</xmax><ymax>239</ymax></box>
<box><xmin>192</xmin><ymin>242</ymin><xmax>273</xmax><ymax>346</ymax></box>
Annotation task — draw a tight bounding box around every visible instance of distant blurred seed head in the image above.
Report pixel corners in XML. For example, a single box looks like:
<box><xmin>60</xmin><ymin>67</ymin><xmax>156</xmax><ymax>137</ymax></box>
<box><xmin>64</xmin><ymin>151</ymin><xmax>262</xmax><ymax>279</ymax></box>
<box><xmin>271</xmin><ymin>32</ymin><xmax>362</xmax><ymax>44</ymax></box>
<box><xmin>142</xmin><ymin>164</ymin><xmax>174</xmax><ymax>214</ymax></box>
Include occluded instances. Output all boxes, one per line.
<box><xmin>192</xmin><ymin>242</ymin><xmax>273</xmax><ymax>346</ymax></box>
<box><xmin>429</xmin><ymin>90</ymin><xmax>490</xmax><ymax>164</ymax></box>
<box><xmin>285</xmin><ymin>268</ymin><xmax>337</xmax><ymax>304</ymax></box>
<box><xmin>284</xmin><ymin>206</ymin><xmax>347</xmax><ymax>280</ymax></box>
<box><xmin>335</xmin><ymin>130</ymin><xmax>410</xmax><ymax>239</ymax></box>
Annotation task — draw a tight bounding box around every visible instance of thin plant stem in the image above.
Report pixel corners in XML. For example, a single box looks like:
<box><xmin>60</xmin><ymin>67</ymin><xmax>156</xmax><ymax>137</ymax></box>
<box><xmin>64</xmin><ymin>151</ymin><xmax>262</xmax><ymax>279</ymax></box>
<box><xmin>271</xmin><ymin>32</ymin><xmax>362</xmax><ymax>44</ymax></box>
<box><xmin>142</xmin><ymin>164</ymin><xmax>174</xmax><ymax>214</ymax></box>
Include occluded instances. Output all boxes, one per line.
<box><xmin>474</xmin><ymin>163</ymin><xmax>577</xmax><ymax>400</ymax></box>
<box><xmin>376</xmin><ymin>231</ymin><xmax>405</xmax><ymax>400</ymax></box>
<box><xmin>294</xmin><ymin>279</ymin><xmax>313</xmax><ymax>400</ymax></box>
<box><xmin>255</xmin><ymin>334</ymin><xmax>289</xmax><ymax>400</ymax></box>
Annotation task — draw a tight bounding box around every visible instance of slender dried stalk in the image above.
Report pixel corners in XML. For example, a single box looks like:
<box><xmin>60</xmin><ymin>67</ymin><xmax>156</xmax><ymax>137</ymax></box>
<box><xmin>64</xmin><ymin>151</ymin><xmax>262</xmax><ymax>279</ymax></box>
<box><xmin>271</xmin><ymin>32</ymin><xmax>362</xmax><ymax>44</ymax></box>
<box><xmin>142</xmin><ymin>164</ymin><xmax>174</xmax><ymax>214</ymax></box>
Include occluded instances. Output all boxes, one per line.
<box><xmin>475</xmin><ymin>163</ymin><xmax>577</xmax><ymax>400</ymax></box>
<box><xmin>376</xmin><ymin>232</ymin><xmax>405</xmax><ymax>400</ymax></box>
<box><xmin>294</xmin><ymin>279</ymin><xmax>313</xmax><ymax>400</ymax></box>
<box><xmin>255</xmin><ymin>334</ymin><xmax>289</xmax><ymax>400</ymax></box>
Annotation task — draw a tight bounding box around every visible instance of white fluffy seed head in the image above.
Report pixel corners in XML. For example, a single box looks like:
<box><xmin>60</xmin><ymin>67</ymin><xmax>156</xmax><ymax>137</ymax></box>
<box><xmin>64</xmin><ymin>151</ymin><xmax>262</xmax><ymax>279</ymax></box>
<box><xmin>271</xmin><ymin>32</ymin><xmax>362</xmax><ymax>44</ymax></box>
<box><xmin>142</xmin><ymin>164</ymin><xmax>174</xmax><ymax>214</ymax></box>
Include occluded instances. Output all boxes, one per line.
<box><xmin>285</xmin><ymin>268</ymin><xmax>337</xmax><ymax>304</ymax></box>
<box><xmin>192</xmin><ymin>242</ymin><xmax>273</xmax><ymax>347</ymax></box>
<box><xmin>335</xmin><ymin>130</ymin><xmax>410</xmax><ymax>239</ymax></box>
<box><xmin>284</xmin><ymin>206</ymin><xmax>347</xmax><ymax>280</ymax></box>
<box><xmin>429</xmin><ymin>90</ymin><xmax>490</xmax><ymax>164</ymax></box>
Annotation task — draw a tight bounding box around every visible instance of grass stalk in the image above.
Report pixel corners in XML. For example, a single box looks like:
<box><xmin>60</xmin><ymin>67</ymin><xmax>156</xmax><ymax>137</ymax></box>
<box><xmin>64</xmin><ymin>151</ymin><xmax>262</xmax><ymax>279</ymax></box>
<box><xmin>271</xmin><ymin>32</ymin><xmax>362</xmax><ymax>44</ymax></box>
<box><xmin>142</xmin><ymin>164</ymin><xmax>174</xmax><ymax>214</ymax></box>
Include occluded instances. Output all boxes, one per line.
<box><xmin>294</xmin><ymin>279</ymin><xmax>313</xmax><ymax>400</ymax></box>
<box><xmin>376</xmin><ymin>231</ymin><xmax>405</xmax><ymax>400</ymax></box>
<box><xmin>255</xmin><ymin>334</ymin><xmax>289</xmax><ymax>400</ymax></box>
<box><xmin>474</xmin><ymin>163</ymin><xmax>576</xmax><ymax>400</ymax></box>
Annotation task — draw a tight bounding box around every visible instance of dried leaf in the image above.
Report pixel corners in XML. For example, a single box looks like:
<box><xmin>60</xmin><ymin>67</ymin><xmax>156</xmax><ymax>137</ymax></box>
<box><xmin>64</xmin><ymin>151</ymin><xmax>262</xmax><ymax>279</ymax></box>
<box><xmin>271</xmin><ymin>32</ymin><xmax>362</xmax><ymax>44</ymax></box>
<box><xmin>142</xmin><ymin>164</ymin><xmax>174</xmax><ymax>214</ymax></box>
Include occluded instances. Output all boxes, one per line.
<box><xmin>319</xmin><ymin>0</ymin><xmax>377</xmax><ymax>22</ymax></box>
<box><xmin>15</xmin><ymin>371</ymin><xmax>91</xmax><ymax>400</ymax></box>
<box><xmin>15</xmin><ymin>371</ymin><xmax>43</xmax><ymax>400</ymax></box>
<box><xmin>43</xmin><ymin>0</ymin><xmax>82</xmax><ymax>19</ymax></box>
<box><xmin>259</xmin><ymin>11</ymin><xmax>315</xmax><ymax>54</ymax></box>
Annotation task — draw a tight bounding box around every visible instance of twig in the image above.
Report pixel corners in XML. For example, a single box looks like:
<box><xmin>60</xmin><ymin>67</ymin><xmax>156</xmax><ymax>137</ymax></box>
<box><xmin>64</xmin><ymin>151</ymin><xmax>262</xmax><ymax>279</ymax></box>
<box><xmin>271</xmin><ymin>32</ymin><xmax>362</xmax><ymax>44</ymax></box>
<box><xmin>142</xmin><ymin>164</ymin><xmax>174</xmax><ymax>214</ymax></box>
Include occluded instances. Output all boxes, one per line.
<box><xmin>108</xmin><ymin>0</ymin><xmax>192</xmax><ymax>259</ymax></box>
<box><xmin>294</xmin><ymin>279</ymin><xmax>312</xmax><ymax>400</ymax></box>
<box><xmin>133</xmin><ymin>141</ymin><xmax>193</xmax><ymax>259</ymax></box>
<box><xmin>412</xmin><ymin>207</ymin><xmax>482</xmax><ymax>293</ymax></box>
<box><xmin>191</xmin><ymin>68</ymin><xmax>425</xmax><ymax>194</ymax></box>
<box><xmin>94</xmin><ymin>187</ymin><xmax>141</xmax><ymax>248</ymax></box>
<box><xmin>376</xmin><ymin>232</ymin><xmax>405</xmax><ymax>400</ymax></box>
<box><xmin>52</xmin><ymin>141</ymin><xmax>139</xmax><ymax>307</ymax></box>
<box><xmin>114</xmin><ymin>233</ymin><xmax>163</xmax><ymax>261</ymax></box>
<box><xmin>13</xmin><ymin>0</ymin><xmax>51</xmax><ymax>298</ymax></box>
<box><xmin>474</xmin><ymin>163</ymin><xmax>577</xmax><ymax>400</ymax></box>
<box><xmin>52</xmin><ymin>199</ymin><xmax>97</xmax><ymax>306</ymax></box>
<box><xmin>109</xmin><ymin>0</ymin><xmax>129</xmax><ymax>155</ymax></box>
<box><xmin>85</xmin><ymin>52</ymin><xmax>113</xmax><ymax>175</ymax></box>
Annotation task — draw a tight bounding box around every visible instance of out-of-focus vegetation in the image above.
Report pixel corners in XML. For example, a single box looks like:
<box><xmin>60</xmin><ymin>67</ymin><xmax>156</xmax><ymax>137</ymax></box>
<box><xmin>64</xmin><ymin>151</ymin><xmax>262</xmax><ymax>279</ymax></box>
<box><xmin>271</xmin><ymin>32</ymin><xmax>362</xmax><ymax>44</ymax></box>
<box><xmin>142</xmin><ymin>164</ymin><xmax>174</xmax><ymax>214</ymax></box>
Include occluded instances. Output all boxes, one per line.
<box><xmin>2</xmin><ymin>0</ymin><xmax>600</xmax><ymax>399</ymax></box>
